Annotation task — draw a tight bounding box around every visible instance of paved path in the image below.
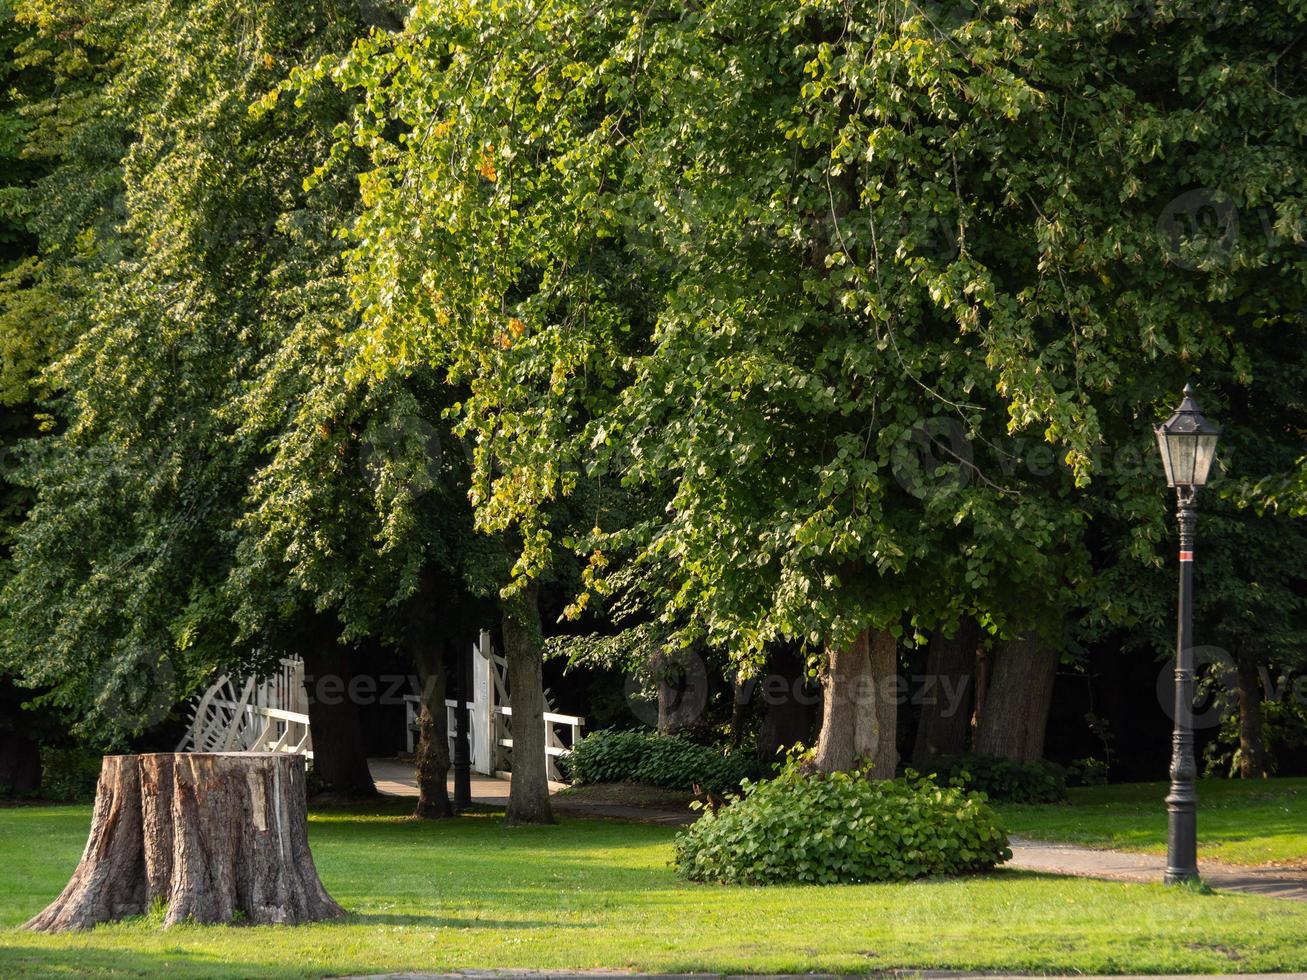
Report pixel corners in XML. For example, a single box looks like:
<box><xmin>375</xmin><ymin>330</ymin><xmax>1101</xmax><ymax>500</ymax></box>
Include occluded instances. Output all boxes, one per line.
<box><xmin>367</xmin><ymin>759</ymin><xmax>1307</xmax><ymax>898</ymax></box>
<box><xmin>1006</xmin><ymin>837</ymin><xmax>1307</xmax><ymax>900</ymax></box>
<box><xmin>368</xmin><ymin>758</ymin><xmax>534</xmax><ymax>805</ymax></box>
<box><xmin>368</xmin><ymin>759</ymin><xmax>681</xmax><ymax>823</ymax></box>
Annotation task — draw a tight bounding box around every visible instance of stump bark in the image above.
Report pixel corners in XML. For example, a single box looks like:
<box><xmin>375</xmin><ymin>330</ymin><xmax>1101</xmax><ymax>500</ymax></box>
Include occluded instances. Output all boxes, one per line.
<box><xmin>25</xmin><ymin>753</ymin><xmax>344</xmax><ymax>932</ymax></box>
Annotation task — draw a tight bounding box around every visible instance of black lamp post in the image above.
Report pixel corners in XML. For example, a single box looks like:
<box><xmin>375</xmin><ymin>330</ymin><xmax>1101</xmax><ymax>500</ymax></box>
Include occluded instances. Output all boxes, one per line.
<box><xmin>1153</xmin><ymin>383</ymin><xmax>1220</xmax><ymax>885</ymax></box>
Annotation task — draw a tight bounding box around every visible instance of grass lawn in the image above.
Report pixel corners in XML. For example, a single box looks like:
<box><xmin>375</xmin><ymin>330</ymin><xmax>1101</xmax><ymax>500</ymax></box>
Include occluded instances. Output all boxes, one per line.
<box><xmin>999</xmin><ymin>777</ymin><xmax>1307</xmax><ymax>866</ymax></box>
<box><xmin>3</xmin><ymin>800</ymin><xmax>1307</xmax><ymax>977</ymax></box>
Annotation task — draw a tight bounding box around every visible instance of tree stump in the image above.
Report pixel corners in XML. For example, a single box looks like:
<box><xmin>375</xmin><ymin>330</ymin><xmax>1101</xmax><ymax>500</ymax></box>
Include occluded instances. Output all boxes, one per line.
<box><xmin>25</xmin><ymin>753</ymin><xmax>344</xmax><ymax>932</ymax></box>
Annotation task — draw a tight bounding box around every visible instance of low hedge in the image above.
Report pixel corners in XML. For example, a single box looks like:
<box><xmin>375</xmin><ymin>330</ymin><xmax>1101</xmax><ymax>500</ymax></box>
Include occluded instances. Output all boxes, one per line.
<box><xmin>38</xmin><ymin>746</ymin><xmax>103</xmax><ymax>803</ymax></box>
<box><xmin>918</xmin><ymin>753</ymin><xmax>1067</xmax><ymax>804</ymax></box>
<box><xmin>559</xmin><ymin>729</ymin><xmax>751</xmax><ymax>795</ymax></box>
<box><xmin>675</xmin><ymin>763</ymin><xmax>1010</xmax><ymax>884</ymax></box>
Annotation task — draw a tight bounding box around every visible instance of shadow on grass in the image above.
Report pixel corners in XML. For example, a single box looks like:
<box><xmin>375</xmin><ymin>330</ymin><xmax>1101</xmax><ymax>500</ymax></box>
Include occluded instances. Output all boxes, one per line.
<box><xmin>0</xmin><ymin>944</ymin><xmax>285</xmax><ymax>979</ymax></box>
<box><xmin>348</xmin><ymin>911</ymin><xmax>591</xmax><ymax>928</ymax></box>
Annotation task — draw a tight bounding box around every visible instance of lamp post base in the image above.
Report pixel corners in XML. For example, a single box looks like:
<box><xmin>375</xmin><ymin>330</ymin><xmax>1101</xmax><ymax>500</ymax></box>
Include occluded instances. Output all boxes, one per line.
<box><xmin>1165</xmin><ymin>783</ymin><xmax>1199</xmax><ymax>885</ymax></box>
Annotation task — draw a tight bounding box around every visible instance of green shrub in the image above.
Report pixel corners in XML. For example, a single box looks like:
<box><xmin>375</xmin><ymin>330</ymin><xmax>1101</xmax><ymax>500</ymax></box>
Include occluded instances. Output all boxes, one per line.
<box><xmin>919</xmin><ymin>753</ymin><xmax>1066</xmax><ymax>803</ymax></box>
<box><xmin>1067</xmin><ymin>757</ymin><xmax>1109</xmax><ymax>787</ymax></box>
<box><xmin>559</xmin><ymin>729</ymin><xmax>751</xmax><ymax>795</ymax></box>
<box><xmin>675</xmin><ymin>763</ymin><xmax>1010</xmax><ymax>884</ymax></box>
<box><xmin>39</xmin><ymin>746</ymin><xmax>103</xmax><ymax>803</ymax></box>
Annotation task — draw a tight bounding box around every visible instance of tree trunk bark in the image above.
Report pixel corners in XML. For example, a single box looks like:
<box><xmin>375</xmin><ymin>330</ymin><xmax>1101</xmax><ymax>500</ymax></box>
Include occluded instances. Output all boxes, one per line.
<box><xmin>912</xmin><ymin>620</ymin><xmax>979</xmax><ymax>763</ymax></box>
<box><xmin>501</xmin><ymin>582</ymin><xmax>554</xmax><ymax>825</ymax></box>
<box><xmin>25</xmin><ymin>753</ymin><xmax>343</xmax><ymax>932</ymax></box>
<box><xmin>655</xmin><ymin>649</ymin><xmax>707</xmax><ymax>736</ymax></box>
<box><xmin>1236</xmin><ymin>651</ymin><xmax>1267</xmax><ymax>779</ymax></box>
<box><xmin>412</xmin><ymin>644</ymin><xmax>453</xmax><ymax>818</ymax></box>
<box><xmin>302</xmin><ymin>640</ymin><xmax>376</xmax><ymax>799</ymax></box>
<box><xmin>973</xmin><ymin>635</ymin><xmax>1058</xmax><ymax>762</ymax></box>
<box><xmin>813</xmin><ymin>627</ymin><xmax>897</xmax><ymax>778</ymax></box>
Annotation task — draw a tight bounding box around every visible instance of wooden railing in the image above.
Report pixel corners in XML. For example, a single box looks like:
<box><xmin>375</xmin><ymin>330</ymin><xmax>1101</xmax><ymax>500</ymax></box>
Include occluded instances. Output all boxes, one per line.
<box><xmin>403</xmin><ymin>696</ymin><xmax>584</xmax><ymax>781</ymax></box>
<box><xmin>178</xmin><ymin>659</ymin><xmax>312</xmax><ymax>759</ymax></box>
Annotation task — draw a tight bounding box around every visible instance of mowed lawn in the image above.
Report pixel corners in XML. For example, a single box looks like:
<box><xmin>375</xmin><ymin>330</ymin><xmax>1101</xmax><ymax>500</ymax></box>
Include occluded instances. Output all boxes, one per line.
<box><xmin>3</xmin><ymin>800</ymin><xmax>1307</xmax><ymax>977</ymax></box>
<box><xmin>1000</xmin><ymin>777</ymin><xmax>1307</xmax><ymax>866</ymax></box>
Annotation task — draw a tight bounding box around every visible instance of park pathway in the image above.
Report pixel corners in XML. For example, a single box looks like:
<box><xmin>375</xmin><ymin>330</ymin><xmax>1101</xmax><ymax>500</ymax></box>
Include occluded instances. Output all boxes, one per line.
<box><xmin>366</xmin><ymin>759</ymin><xmax>1307</xmax><ymax>899</ymax></box>
<box><xmin>368</xmin><ymin>758</ymin><xmax>678</xmax><ymax>823</ymax></box>
<box><xmin>1005</xmin><ymin>836</ymin><xmax>1307</xmax><ymax>900</ymax></box>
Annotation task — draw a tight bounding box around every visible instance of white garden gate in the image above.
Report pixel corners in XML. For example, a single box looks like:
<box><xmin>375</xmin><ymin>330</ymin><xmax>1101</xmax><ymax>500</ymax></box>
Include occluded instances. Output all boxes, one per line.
<box><xmin>402</xmin><ymin>630</ymin><xmax>585</xmax><ymax>781</ymax></box>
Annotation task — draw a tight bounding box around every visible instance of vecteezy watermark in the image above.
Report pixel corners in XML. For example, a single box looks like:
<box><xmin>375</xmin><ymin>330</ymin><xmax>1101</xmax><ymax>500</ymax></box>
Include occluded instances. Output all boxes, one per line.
<box><xmin>622</xmin><ymin>650</ymin><xmax>710</xmax><ymax>729</ymax></box>
<box><xmin>890</xmin><ymin>415</ymin><xmax>1157</xmax><ymax>501</ymax></box>
<box><xmin>618</xmin><ymin>660</ymin><xmax>973</xmax><ymax>729</ymax></box>
<box><xmin>891</xmin><ymin>416</ymin><xmax>975</xmax><ymax>499</ymax></box>
<box><xmin>1154</xmin><ymin>644</ymin><xmax>1236</xmax><ymax>730</ymax></box>
<box><xmin>93</xmin><ymin>649</ymin><xmax>178</xmax><ymax>730</ymax></box>
<box><xmin>1157</xmin><ymin>189</ymin><xmax>1240</xmax><ymax>271</ymax></box>
<box><xmin>358</xmin><ymin>413</ymin><xmax>443</xmax><ymax>499</ymax></box>
<box><xmin>1152</xmin><ymin>646</ymin><xmax>1307</xmax><ymax>731</ymax></box>
<box><xmin>1155</xmin><ymin>183</ymin><xmax>1307</xmax><ymax>273</ymax></box>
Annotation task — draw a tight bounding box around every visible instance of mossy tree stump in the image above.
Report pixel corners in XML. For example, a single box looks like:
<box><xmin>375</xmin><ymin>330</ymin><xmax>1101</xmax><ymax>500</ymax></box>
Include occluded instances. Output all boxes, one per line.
<box><xmin>26</xmin><ymin>752</ymin><xmax>343</xmax><ymax>932</ymax></box>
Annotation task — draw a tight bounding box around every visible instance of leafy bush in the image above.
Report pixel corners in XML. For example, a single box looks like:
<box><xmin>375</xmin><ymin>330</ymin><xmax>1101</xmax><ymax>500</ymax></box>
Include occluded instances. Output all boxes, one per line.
<box><xmin>1067</xmin><ymin>757</ymin><xmax>1109</xmax><ymax>787</ymax></box>
<box><xmin>560</xmin><ymin>729</ymin><xmax>751</xmax><ymax>795</ymax></box>
<box><xmin>919</xmin><ymin>753</ymin><xmax>1066</xmax><ymax>804</ymax></box>
<box><xmin>38</xmin><ymin>746</ymin><xmax>103</xmax><ymax>803</ymax></box>
<box><xmin>675</xmin><ymin>763</ymin><xmax>1010</xmax><ymax>884</ymax></box>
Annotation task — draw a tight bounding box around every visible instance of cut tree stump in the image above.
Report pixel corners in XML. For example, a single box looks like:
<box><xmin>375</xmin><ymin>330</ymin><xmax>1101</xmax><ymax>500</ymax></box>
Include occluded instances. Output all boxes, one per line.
<box><xmin>25</xmin><ymin>752</ymin><xmax>344</xmax><ymax>932</ymax></box>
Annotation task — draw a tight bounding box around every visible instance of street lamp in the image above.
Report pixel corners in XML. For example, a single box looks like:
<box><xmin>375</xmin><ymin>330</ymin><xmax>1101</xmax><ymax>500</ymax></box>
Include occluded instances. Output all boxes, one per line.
<box><xmin>1153</xmin><ymin>383</ymin><xmax>1220</xmax><ymax>885</ymax></box>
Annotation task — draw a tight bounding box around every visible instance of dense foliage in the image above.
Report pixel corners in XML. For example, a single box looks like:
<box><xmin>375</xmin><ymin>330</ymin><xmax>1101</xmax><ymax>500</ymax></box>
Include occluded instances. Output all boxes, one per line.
<box><xmin>329</xmin><ymin>0</ymin><xmax>1307</xmax><ymax>663</ymax></box>
<box><xmin>561</xmin><ymin>729</ymin><xmax>752</xmax><ymax>795</ymax></box>
<box><xmin>0</xmin><ymin>0</ymin><xmax>1305</xmax><ymax>793</ymax></box>
<box><xmin>675</xmin><ymin>763</ymin><xmax>1010</xmax><ymax>884</ymax></box>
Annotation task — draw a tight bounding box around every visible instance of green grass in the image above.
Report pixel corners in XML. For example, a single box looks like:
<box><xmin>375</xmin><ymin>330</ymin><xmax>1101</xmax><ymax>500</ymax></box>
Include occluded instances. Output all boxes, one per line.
<box><xmin>1000</xmin><ymin>777</ymin><xmax>1307</xmax><ymax>866</ymax></box>
<box><xmin>3</xmin><ymin>800</ymin><xmax>1307</xmax><ymax>976</ymax></box>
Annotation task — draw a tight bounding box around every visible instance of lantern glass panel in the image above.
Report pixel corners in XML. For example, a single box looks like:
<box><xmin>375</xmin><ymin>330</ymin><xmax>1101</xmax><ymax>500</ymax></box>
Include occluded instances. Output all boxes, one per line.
<box><xmin>1155</xmin><ymin>428</ymin><xmax>1176</xmax><ymax>486</ymax></box>
<box><xmin>1192</xmin><ymin>431</ymin><xmax>1219</xmax><ymax>487</ymax></box>
<box><xmin>1172</xmin><ymin>433</ymin><xmax>1198</xmax><ymax>486</ymax></box>
<box><xmin>1155</xmin><ymin>431</ymin><xmax>1176</xmax><ymax>488</ymax></box>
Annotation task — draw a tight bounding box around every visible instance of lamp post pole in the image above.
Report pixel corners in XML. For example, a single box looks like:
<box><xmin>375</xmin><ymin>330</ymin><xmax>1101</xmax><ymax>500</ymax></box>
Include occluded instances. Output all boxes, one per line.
<box><xmin>1154</xmin><ymin>383</ymin><xmax>1218</xmax><ymax>886</ymax></box>
<box><xmin>1164</xmin><ymin>488</ymin><xmax>1199</xmax><ymax>884</ymax></box>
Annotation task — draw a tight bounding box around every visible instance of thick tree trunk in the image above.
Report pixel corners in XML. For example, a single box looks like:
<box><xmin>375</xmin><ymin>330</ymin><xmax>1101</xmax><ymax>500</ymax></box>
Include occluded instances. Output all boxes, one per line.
<box><xmin>1236</xmin><ymin>652</ymin><xmax>1267</xmax><ymax>779</ymax></box>
<box><xmin>501</xmin><ymin>582</ymin><xmax>554</xmax><ymax>826</ymax></box>
<box><xmin>412</xmin><ymin>645</ymin><xmax>453</xmax><ymax>818</ymax></box>
<box><xmin>912</xmin><ymin>620</ymin><xmax>979</xmax><ymax>763</ymax></box>
<box><xmin>813</xmin><ymin>627</ymin><xmax>897</xmax><ymax>778</ymax></box>
<box><xmin>973</xmin><ymin>635</ymin><xmax>1058</xmax><ymax>762</ymax></box>
<box><xmin>25</xmin><ymin>753</ymin><xmax>342</xmax><ymax>932</ymax></box>
<box><xmin>302</xmin><ymin>640</ymin><xmax>376</xmax><ymax>799</ymax></box>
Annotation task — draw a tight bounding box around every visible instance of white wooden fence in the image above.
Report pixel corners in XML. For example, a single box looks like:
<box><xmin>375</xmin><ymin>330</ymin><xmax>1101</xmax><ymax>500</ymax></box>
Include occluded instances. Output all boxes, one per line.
<box><xmin>178</xmin><ymin>636</ymin><xmax>584</xmax><ymax>781</ymax></box>
<box><xmin>403</xmin><ymin>630</ymin><xmax>583</xmax><ymax>781</ymax></box>
<box><xmin>177</xmin><ymin>658</ymin><xmax>312</xmax><ymax>758</ymax></box>
<box><xmin>403</xmin><ymin>697</ymin><xmax>585</xmax><ymax>782</ymax></box>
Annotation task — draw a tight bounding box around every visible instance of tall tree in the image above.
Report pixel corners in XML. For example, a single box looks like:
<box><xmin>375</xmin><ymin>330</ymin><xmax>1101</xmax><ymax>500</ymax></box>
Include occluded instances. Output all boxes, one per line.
<box><xmin>2</xmin><ymin>0</ymin><xmax>396</xmax><ymax>795</ymax></box>
<box><xmin>336</xmin><ymin>0</ymin><xmax>1307</xmax><ymax>782</ymax></box>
